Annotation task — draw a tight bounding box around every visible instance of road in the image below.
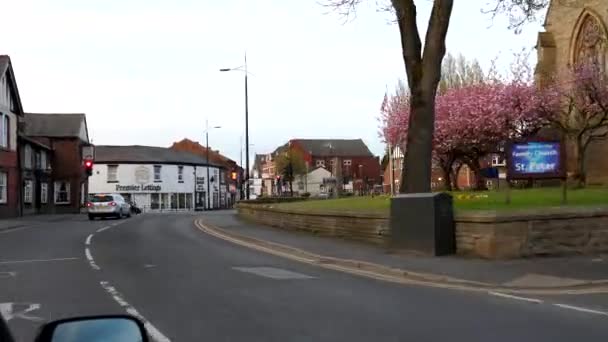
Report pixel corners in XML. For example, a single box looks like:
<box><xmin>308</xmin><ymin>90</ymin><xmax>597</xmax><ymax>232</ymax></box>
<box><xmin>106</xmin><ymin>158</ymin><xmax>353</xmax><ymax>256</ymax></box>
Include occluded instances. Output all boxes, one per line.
<box><xmin>1</xmin><ymin>212</ymin><xmax>607</xmax><ymax>341</ymax></box>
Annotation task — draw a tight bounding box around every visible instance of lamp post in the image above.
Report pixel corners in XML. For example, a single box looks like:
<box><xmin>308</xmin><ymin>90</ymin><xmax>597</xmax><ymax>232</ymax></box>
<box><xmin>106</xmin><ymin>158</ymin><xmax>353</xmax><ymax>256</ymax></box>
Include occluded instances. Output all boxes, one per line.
<box><xmin>205</xmin><ymin>120</ymin><xmax>221</xmax><ymax>210</ymax></box>
<box><xmin>220</xmin><ymin>53</ymin><xmax>251</xmax><ymax>199</ymax></box>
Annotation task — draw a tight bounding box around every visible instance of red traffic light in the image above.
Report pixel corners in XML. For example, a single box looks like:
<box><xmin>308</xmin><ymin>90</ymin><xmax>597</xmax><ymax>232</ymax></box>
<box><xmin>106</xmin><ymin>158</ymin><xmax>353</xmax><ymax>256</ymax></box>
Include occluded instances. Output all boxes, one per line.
<box><xmin>84</xmin><ymin>160</ymin><xmax>93</xmax><ymax>168</ymax></box>
<box><xmin>230</xmin><ymin>171</ymin><xmax>237</xmax><ymax>180</ymax></box>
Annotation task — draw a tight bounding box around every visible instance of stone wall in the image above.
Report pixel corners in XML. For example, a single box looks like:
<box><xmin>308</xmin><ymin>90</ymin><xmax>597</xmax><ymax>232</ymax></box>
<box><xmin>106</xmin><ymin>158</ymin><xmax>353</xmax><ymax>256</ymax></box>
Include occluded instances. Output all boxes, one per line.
<box><xmin>237</xmin><ymin>203</ymin><xmax>389</xmax><ymax>245</ymax></box>
<box><xmin>238</xmin><ymin>203</ymin><xmax>608</xmax><ymax>259</ymax></box>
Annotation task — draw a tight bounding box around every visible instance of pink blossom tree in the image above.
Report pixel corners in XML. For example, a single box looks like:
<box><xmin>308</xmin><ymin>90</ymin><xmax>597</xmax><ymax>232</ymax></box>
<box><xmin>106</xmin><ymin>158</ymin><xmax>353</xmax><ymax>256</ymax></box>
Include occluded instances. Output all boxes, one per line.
<box><xmin>542</xmin><ymin>63</ymin><xmax>608</xmax><ymax>187</ymax></box>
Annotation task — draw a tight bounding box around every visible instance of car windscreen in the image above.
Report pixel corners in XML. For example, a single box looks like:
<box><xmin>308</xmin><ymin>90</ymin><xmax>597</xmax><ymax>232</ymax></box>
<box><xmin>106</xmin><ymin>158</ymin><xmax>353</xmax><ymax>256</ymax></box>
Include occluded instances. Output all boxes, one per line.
<box><xmin>91</xmin><ymin>195</ymin><xmax>114</xmax><ymax>203</ymax></box>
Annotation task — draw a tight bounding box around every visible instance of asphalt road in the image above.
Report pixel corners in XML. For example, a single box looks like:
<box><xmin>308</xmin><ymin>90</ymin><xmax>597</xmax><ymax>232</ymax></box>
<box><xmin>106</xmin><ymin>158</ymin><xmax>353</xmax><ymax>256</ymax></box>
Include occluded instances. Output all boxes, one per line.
<box><xmin>1</xmin><ymin>212</ymin><xmax>607</xmax><ymax>342</ymax></box>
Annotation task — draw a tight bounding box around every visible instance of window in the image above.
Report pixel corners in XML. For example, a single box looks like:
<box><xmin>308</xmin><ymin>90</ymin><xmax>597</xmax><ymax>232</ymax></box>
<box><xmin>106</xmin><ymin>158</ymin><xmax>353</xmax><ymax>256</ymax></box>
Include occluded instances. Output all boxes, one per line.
<box><xmin>23</xmin><ymin>180</ymin><xmax>33</xmax><ymax>203</ymax></box>
<box><xmin>34</xmin><ymin>151</ymin><xmax>42</xmax><ymax>170</ymax></box>
<box><xmin>24</xmin><ymin>145</ymin><xmax>32</xmax><ymax>169</ymax></box>
<box><xmin>0</xmin><ymin>113</ymin><xmax>8</xmax><ymax>149</ymax></box>
<box><xmin>491</xmin><ymin>155</ymin><xmax>505</xmax><ymax>166</ymax></box>
<box><xmin>0</xmin><ymin>171</ymin><xmax>6</xmax><ymax>203</ymax></box>
<box><xmin>107</xmin><ymin>165</ymin><xmax>118</xmax><ymax>182</ymax></box>
<box><xmin>40</xmin><ymin>151</ymin><xmax>47</xmax><ymax>170</ymax></box>
<box><xmin>219</xmin><ymin>170</ymin><xmax>225</xmax><ymax>184</ymax></box>
<box><xmin>178</xmin><ymin>166</ymin><xmax>184</xmax><ymax>182</ymax></box>
<box><xmin>315</xmin><ymin>160</ymin><xmax>325</xmax><ymax>168</ymax></box>
<box><xmin>343</xmin><ymin>159</ymin><xmax>352</xmax><ymax>166</ymax></box>
<box><xmin>154</xmin><ymin>165</ymin><xmax>162</xmax><ymax>182</ymax></box>
<box><xmin>40</xmin><ymin>183</ymin><xmax>48</xmax><ymax>204</ymax></box>
<box><xmin>54</xmin><ymin>181</ymin><xmax>70</xmax><ymax>204</ymax></box>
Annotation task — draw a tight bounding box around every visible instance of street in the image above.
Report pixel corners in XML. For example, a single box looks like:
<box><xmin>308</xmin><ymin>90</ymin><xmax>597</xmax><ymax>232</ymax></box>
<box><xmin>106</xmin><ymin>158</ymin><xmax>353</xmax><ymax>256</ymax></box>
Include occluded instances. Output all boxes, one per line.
<box><xmin>1</xmin><ymin>213</ymin><xmax>607</xmax><ymax>342</ymax></box>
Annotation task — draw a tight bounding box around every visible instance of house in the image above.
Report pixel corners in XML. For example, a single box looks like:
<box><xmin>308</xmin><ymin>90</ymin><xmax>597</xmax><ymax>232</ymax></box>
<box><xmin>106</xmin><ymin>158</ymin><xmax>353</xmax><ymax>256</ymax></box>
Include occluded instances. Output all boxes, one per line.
<box><xmin>170</xmin><ymin>138</ymin><xmax>242</xmax><ymax>205</ymax></box>
<box><xmin>18</xmin><ymin>135</ymin><xmax>53</xmax><ymax>214</ymax></box>
<box><xmin>0</xmin><ymin>56</ymin><xmax>24</xmax><ymax>217</ymax></box>
<box><xmin>263</xmin><ymin>138</ymin><xmax>381</xmax><ymax>196</ymax></box>
<box><xmin>89</xmin><ymin>145</ymin><xmax>226</xmax><ymax>211</ymax></box>
<box><xmin>23</xmin><ymin>113</ymin><xmax>91</xmax><ymax>213</ymax></box>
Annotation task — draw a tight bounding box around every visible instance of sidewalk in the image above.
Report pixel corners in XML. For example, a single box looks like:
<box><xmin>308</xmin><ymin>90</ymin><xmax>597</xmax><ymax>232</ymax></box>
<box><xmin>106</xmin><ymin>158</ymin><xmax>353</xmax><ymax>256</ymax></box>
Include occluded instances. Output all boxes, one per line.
<box><xmin>201</xmin><ymin>211</ymin><xmax>608</xmax><ymax>289</ymax></box>
<box><xmin>0</xmin><ymin>214</ymin><xmax>86</xmax><ymax>232</ymax></box>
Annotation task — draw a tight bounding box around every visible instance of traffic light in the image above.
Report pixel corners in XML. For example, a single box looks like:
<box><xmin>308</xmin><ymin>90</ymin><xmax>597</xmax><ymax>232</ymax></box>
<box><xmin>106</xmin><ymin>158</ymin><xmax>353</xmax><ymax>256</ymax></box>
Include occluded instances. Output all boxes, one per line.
<box><xmin>84</xmin><ymin>159</ymin><xmax>94</xmax><ymax>176</ymax></box>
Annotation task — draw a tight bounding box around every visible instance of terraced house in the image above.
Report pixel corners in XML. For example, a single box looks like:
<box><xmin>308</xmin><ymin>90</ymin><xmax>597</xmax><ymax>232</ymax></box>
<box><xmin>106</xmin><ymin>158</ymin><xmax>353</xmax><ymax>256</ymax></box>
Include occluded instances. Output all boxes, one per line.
<box><xmin>0</xmin><ymin>56</ymin><xmax>24</xmax><ymax>217</ymax></box>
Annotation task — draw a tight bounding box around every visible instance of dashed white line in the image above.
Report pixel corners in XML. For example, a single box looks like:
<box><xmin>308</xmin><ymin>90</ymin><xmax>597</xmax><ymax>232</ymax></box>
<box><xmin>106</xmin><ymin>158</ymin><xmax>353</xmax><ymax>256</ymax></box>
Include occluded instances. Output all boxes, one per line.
<box><xmin>554</xmin><ymin>304</ymin><xmax>608</xmax><ymax>316</ymax></box>
<box><xmin>488</xmin><ymin>291</ymin><xmax>543</xmax><ymax>304</ymax></box>
<box><xmin>0</xmin><ymin>257</ymin><xmax>79</xmax><ymax>265</ymax></box>
<box><xmin>84</xmin><ymin>248</ymin><xmax>100</xmax><ymax>270</ymax></box>
<box><xmin>100</xmin><ymin>281</ymin><xmax>171</xmax><ymax>342</ymax></box>
<box><xmin>85</xmin><ymin>234</ymin><xmax>93</xmax><ymax>245</ymax></box>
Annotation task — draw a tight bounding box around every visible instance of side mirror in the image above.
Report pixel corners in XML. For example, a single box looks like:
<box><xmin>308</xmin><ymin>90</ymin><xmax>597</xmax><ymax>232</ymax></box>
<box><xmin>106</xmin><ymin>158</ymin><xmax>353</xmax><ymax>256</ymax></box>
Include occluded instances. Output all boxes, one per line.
<box><xmin>34</xmin><ymin>315</ymin><xmax>148</xmax><ymax>342</ymax></box>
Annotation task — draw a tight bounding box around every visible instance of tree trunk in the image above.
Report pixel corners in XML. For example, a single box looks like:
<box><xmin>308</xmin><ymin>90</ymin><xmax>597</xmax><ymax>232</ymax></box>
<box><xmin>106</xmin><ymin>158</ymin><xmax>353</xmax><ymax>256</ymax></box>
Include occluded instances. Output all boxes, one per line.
<box><xmin>289</xmin><ymin>180</ymin><xmax>294</xmax><ymax>197</ymax></box>
<box><xmin>401</xmin><ymin>91</ymin><xmax>436</xmax><ymax>193</ymax></box>
<box><xmin>572</xmin><ymin>136</ymin><xmax>586</xmax><ymax>188</ymax></box>
<box><xmin>441</xmin><ymin>165</ymin><xmax>452</xmax><ymax>191</ymax></box>
<box><xmin>393</xmin><ymin>0</ymin><xmax>454</xmax><ymax>194</ymax></box>
<box><xmin>466</xmin><ymin>158</ymin><xmax>487</xmax><ymax>191</ymax></box>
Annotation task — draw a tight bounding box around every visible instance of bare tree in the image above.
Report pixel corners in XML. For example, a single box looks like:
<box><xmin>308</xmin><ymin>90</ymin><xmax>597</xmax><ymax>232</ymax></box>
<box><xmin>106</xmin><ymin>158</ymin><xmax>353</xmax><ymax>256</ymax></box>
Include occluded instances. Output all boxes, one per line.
<box><xmin>325</xmin><ymin>0</ymin><xmax>546</xmax><ymax>193</ymax></box>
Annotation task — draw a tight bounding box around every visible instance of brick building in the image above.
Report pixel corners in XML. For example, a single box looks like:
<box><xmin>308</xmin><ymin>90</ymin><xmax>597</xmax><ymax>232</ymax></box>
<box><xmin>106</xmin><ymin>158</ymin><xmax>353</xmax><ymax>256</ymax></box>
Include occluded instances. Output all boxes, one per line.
<box><xmin>170</xmin><ymin>138</ymin><xmax>241</xmax><ymax>205</ymax></box>
<box><xmin>535</xmin><ymin>1</ymin><xmax>608</xmax><ymax>184</ymax></box>
<box><xmin>23</xmin><ymin>113</ymin><xmax>91</xmax><ymax>214</ymax></box>
<box><xmin>0</xmin><ymin>56</ymin><xmax>24</xmax><ymax>217</ymax></box>
<box><xmin>259</xmin><ymin>139</ymin><xmax>381</xmax><ymax>196</ymax></box>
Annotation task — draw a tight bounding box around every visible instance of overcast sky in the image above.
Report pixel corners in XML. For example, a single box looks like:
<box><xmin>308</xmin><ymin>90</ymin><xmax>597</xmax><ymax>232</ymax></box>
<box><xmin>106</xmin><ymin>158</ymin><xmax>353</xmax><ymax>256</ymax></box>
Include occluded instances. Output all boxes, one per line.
<box><xmin>1</xmin><ymin>0</ymin><xmax>543</xmax><ymax>163</ymax></box>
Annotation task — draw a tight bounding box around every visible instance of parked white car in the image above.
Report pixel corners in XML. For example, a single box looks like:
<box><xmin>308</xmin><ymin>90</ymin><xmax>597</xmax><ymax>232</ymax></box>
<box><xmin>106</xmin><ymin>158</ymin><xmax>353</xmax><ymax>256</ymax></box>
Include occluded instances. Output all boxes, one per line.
<box><xmin>87</xmin><ymin>193</ymin><xmax>131</xmax><ymax>220</ymax></box>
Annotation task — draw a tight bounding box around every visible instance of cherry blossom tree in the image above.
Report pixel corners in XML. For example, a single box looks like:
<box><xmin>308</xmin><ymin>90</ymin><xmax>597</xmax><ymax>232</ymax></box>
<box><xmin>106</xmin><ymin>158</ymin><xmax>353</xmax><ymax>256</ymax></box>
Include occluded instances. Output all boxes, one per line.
<box><xmin>541</xmin><ymin>63</ymin><xmax>608</xmax><ymax>187</ymax></box>
<box><xmin>326</xmin><ymin>0</ymin><xmax>547</xmax><ymax>194</ymax></box>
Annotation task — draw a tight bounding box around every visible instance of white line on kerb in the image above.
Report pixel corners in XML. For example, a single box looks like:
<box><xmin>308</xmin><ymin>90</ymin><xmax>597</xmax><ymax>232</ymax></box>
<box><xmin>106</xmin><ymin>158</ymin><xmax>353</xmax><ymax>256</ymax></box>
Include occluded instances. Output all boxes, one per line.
<box><xmin>100</xmin><ymin>281</ymin><xmax>171</xmax><ymax>342</ymax></box>
<box><xmin>85</xmin><ymin>234</ymin><xmax>93</xmax><ymax>245</ymax></box>
<box><xmin>0</xmin><ymin>257</ymin><xmax>79</xmax><ymax>265</ymax></box>
<box><xmin>554</xmin><ymin>304</ymin><xmax>608</xmax><ymax>316</ymax></box>
<box><xmin>96</xmin><ymin>225</ymin><xmax>111</xmax><ymax>233</ymax></box>
<box><xmin>488</xmin><ymin>291</ymin><xmax>543</xmax><ymax>304</ymax></box>
<box><xmin>84</xmin><ymin>248</ymin><xmax>100</xmax><ymax>270</ymax></box>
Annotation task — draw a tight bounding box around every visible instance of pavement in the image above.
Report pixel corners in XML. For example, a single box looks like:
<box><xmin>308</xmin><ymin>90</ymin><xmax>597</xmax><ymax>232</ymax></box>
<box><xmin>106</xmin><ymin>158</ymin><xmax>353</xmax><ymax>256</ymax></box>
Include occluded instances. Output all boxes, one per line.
<box><xmin>0</xmin><ymin>212</ymin><xmax>607</xmax><ymax>341</ymax></box>
<box><xmin>0</xmin><ymin>214</ymin><xmax>86</xmax><ymax>232</ymax></box>
<box><xmin>201</xmin><ymin>211</ymin><xmax>608</xmax><ymax>290</ymax></box>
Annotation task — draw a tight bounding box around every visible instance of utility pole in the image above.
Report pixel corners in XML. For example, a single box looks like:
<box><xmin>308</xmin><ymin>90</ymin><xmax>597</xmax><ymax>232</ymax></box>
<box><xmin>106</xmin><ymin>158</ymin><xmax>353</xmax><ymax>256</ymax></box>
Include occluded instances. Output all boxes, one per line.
<box><xmin>206</xmin><ymin>120</ymin><xmax>211</xmax><ymax>210</ymax></box>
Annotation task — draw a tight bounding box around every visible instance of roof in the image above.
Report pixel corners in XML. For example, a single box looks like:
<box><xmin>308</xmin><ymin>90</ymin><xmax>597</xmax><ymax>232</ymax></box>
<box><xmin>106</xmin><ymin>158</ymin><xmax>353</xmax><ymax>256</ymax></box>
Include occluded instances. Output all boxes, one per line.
<box><xmin>0</xmin><ymin>55</ymin><xmax>24</xmax><ymax>115</ymax></box>
<box><xmin>170</xmin><ymin>138</ymin><xmax>238</xmax><ymax>166</ymax></box>
<box><xmin>24</xmin><ymin>113</ymin><xmax>89</xmax><ymax>141</ymax></box>
<box><xmin>284</xmin><ymin>139</ymin><xmax>375</xmax><ymax>157</ymax></box>
<box><xmin>94</xmin><ymin>145</ymin><xmax>223</xmax><ymax>167</ymax></box>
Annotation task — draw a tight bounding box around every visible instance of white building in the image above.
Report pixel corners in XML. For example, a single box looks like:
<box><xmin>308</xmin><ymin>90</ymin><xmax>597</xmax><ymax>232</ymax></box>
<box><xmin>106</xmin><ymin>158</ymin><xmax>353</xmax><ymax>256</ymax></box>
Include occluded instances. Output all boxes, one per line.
<box><xmin>89</xmin><ymin>145</ymin><xmax>229</xmax><ymax>211</ymax></box>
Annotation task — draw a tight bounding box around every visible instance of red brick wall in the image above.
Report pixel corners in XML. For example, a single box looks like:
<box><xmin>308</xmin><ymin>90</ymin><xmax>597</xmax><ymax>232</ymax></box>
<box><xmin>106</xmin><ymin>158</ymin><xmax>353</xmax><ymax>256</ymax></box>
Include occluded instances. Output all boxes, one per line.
<box><xmin>0</xmin><ymin>150</ymin><xmax>20</xmax><ymax>217</ymax></box>
<box><xmin>51</xmin><ymin>138</ymin><xmax>87</xmax><ymax>213</ymax></box>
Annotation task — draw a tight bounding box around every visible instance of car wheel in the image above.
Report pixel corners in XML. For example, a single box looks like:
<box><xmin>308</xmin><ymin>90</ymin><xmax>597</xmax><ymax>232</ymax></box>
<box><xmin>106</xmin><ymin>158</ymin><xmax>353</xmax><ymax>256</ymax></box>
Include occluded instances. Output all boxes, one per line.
<box><xmin>88</xmin><ymin>215</ymin><xmax>95</xmax><ymax>221</ymax></box>
<box><xmin>127</xmin><ymin>210</ymin><xmax>132</xmax><ymax>218</ymax></box>
<box><xmin>116</xmin><ymin>210</ymin><xmax>123</xmax><ymax>219</ymax></box>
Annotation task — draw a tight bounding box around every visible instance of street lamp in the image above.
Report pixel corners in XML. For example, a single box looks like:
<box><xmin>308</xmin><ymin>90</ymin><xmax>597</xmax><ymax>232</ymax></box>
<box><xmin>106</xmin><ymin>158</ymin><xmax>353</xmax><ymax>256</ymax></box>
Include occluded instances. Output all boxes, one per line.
<box><xmin>220</xmin><ymin>54</ymin><xmax>252</xmax><ymax>199</ymax></box>
<box><xmin>205</xmin><ymin>120</ymin><xmax>221</xmax><ymax>210</ymax></box>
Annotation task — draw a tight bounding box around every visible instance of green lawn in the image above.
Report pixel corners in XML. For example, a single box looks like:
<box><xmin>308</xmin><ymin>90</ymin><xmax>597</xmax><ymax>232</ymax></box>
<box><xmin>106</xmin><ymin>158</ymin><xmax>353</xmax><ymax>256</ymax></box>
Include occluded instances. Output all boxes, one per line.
<box><xmin>273</xmin><ymin>187</ymin><xmax>608</xmax><ymax>214</ymax></box>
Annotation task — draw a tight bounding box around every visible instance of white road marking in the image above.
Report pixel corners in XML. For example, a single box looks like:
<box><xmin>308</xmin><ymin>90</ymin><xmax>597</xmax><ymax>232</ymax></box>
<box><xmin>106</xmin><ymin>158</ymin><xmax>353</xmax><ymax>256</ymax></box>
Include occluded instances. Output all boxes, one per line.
<box><xmin>0</xmin><ymin>257</ymin><xmax>79</xmax><ymax>265</ymax></box>
<box><xmin>144</xmin><ymin>264</ymin><xmax>156</xmax><ymax>268</ymax></box>
<box><xmin>85</xmin><ymin>248</ymin><xmax>101</xmax><ymax>270</ymax></box>
<box><xmin>0</xmin><ymin>302</ymin><xmax>44</xmax><ymax>322</ymax></box>
<box><xmin>100</xmin><ymin>281</ymin><xmax>171</xmax><ymax>342</ymax></box>
<box><xmin>0</xmin><ymin>272</ymin><xmax>16</xmax><ymax>278</ymax></box>
<box><xmin>554</xmin><ymin>304</ymin><xmax>608</xmax><ymax>316</ymax></box>
<box><xmin>488</xmin><ymin>291</ymin><xmax>543</xmax><ymax>304</ymax></box>
<box><xmin>85</xmin><ymin>234</ymin><xmax>94</xmax><ymax>245</ymax></box>
<box><xmin>0</xmin><ymin>226</ymin><xmax>29</xmax><ymax>234</ymax></box>
<box><xmin>233</xmin><ymin>266</ymin><xmax>315</xmax><ymax>280</ymax></box>
<box><xmin>96</xmin><ymin>225</ymin><xmax>112</xmax><ymax>233</ymax></box>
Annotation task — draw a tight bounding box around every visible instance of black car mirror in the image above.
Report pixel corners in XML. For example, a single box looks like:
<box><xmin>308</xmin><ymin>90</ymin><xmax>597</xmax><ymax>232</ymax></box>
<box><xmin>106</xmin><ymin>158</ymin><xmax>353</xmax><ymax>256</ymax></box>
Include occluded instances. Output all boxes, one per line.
<box><xmin>34</xmin><ymin>315</ymin><xmax>148</xmax><ymax>342</ymax></box>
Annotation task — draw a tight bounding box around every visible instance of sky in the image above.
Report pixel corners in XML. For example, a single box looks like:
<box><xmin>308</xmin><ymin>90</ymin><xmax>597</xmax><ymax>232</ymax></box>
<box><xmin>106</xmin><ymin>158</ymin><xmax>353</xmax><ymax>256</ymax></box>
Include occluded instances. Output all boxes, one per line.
<box><xmin>0</xmin><ymin>0</ymin><xmax>544</xmax><ymax>164</ymax></box>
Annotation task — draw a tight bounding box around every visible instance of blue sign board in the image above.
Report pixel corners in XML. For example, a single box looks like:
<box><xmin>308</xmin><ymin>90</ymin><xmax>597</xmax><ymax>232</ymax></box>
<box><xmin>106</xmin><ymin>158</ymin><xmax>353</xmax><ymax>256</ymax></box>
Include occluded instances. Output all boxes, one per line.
<box><xmin>507</xmin><ymin>141</ymin><xmax>564</xmax><ymax>179</ymax></box>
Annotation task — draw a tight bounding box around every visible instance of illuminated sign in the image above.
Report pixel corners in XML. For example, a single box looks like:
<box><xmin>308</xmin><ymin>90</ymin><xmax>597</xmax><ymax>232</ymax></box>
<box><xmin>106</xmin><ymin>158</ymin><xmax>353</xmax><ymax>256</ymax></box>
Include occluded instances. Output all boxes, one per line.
<box><xmin>507</xmin><ymin>141</ymin><xmax>565</xmax><ymax>180</ymax></box>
